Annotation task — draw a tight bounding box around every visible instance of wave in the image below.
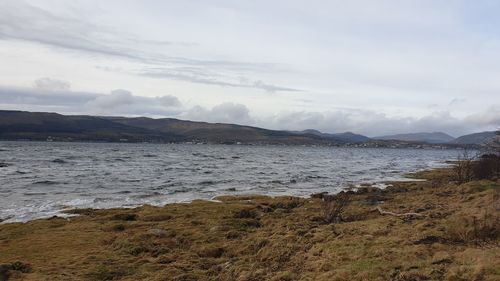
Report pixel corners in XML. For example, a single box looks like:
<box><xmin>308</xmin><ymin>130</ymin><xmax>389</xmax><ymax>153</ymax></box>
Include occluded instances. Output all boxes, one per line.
<box><xmin>32</xmin><ymin>180</ymin><xmax>59</xmax><ymax>185</ymax></box>
<box><xmin>130</xmin><ymin>192</ymin><xmax>162</xmax><ymax>199</ymax></box>
<box><xmin>114</xmin><ymin>190</ymin><xmax>132</xmax><ymax>194</ymax></box>
<box><xmin>23</xmin><ymin>192</ymin><xmax>47</xmax><ymax>196</ymax></box>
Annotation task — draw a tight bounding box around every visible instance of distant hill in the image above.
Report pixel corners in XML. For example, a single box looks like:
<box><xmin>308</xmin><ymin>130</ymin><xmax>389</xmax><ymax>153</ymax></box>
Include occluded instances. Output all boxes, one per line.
<box><xmin>105</xmin><ymin>116</ymin><xmax>336</xmax><ymax>145</ymax></box>
<box><xmin>374</xmin><ymin>132</ymin><xmax>455</xmax><ymax>144</ymax></box>
<box><xmin>300</xmin><ymin>129</ymin><xmax>371</xmax><ymax>143</ymax></box>
<box><xmin>0</xmin><ymin>110</ymin><xmax>341</xmax><ymax>145</ymax></box>
<box><xmin>453</xmin><ymin>131</ymin><xmax>498</xmax><ymax>145</ymax></box>
<box><xmin>0</xmin><ymin>110</ymin><xmax>180</xmax><ymax>142</ymax></box>
<box><xmin>1</xmin><ymin>110</ymin><xmax>492</xmax><ymax>147</ymax></box>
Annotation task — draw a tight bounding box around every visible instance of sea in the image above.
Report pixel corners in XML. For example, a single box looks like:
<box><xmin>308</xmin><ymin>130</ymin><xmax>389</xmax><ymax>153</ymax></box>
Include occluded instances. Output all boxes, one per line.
<box><xmin>0</xmin><ymin>141</ymin><xmax>461</xmax><ymax>223</ymax></box>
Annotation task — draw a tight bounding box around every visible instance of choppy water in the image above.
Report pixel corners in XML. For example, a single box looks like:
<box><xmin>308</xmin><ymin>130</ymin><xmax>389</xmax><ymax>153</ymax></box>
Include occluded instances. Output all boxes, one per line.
<box><xmin>0</xmin><ymin>141</ymin><xmax>459</xmax><ymax>222</ymax></box>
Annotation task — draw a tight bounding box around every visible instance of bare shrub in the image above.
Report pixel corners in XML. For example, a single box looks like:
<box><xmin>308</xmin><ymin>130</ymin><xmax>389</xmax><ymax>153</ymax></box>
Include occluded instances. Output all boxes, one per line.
<box><xmin>322</xmin><ymin>192</ymin><xmax>351</xmax><ymax>224</ymax></box>
<box><xmin>445</xmin><ymin>212</ymin><xmax>500</xmax><ymax>244</ymax></box>
<box><xmin>453</xmin><ymin>149</ymin><xmax>475</xmax><ymax>184</ymax></box>
<box><xmin>473</xmin><ymin>154</ymin><xmax>500</xmax><ymax>180</ymax></box>
<box><xmin>233</xmin><ymin>208</ymin><xmax>258</xmax><ymax>219</ymax></box>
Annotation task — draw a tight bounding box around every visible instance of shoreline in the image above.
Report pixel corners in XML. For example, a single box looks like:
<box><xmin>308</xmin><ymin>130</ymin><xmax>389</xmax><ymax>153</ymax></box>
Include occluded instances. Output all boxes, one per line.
<box><xmin>0</xmin><ymin>165</ymin><xmax>450</xmax><ymax>225</ymax></box>
<box><xmin>0</xmin><ymin>139</ymin><xmax>473</xmax><ymax>150</ymax></box>
<box><xmin>0</xmin><ymin>166</ymin><xmax>498</xmax><ymax>280</ymax></box>
<box><xmin>0</xmin><ymin>178</ymin><xmax>430</xmax><ymax>225</ymax></box>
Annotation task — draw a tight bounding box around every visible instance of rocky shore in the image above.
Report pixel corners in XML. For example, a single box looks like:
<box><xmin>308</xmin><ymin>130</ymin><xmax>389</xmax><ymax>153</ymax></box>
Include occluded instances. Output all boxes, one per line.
<box><xmin>0</xmin><ymin>167</ymin><xmax>499</xmax><ymax>281</ymax></box>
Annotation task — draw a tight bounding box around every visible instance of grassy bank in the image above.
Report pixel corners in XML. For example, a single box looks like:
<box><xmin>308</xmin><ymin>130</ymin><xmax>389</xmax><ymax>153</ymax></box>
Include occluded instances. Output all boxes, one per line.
<box><xmin>0</xmin><ymin>167</ymin><xmax>499</xmax><ymax>281</ymax></box>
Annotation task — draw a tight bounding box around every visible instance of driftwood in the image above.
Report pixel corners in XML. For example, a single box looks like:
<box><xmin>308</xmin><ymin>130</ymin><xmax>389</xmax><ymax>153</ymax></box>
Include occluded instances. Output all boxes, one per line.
<box><xmin>376</xmin><ymin>206</ymin><xmax>424</xmax><ymax>219</ymax></box>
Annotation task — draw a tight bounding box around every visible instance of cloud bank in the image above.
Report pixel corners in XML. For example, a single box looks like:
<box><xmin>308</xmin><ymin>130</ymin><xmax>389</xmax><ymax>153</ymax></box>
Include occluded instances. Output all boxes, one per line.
<box><xmin>0</xmin><ymin>84</ymin><xmax>497</xmax><ymax>137</ymax></box>
<box><xmin>0</xmin><ymin>85</ymin><xmax>181</xmax><ymax>117</ymax></box>
<box><xmin>0</xmin><ymin>1</ymin><xmax>297</xmax><ymax>93</ymax></box>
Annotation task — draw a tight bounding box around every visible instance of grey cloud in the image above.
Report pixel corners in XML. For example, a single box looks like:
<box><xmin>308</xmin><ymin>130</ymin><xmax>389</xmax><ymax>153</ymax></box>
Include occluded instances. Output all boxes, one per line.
<box><xmin>139</xmin><ymin>67</ymin><xmax>301</xmax><ymax>92</ymax></box>
<box><xmin>0</xmin><ymin>85</ymin><xmax>182</xmax><ymax>117</ymax></box>
<box><xmin>463</xmin><ymin>107</ymin><xmax>500</xmax><ymax>128</ymax></box>
<box><xmin>0</xmin><ymin>1</ymin><xmax>138</xmax><ymax>59</ymax></box>
<box><xmin>86</xmin><ymin>89</ymin><xmax>183</xmax><ymax>116</ymax></box>
<box><xmin>251</xmin><ymin>80</ymin><xmax>300</xmax><ymax>92</ymax></box>
<box><xmin>0</xmin><ymin>1</ymin><xmax>302</xmax><ymax>93</ymax></box>
<box><xmin>87</xmin><ymin>89</ymin><xmax>135</xmax><ymax>110</ymax></box>
<box><xmin>157</xmin><ymin>95</ymin><xmax>182</xmax><ymax>108</ymax></box>
<box><xmin>34</xmin><ymin>77</ymin><xmax>71</xmax><ymax>91</ymax></box>
<box><xmin>261</xmin><ymin>108</ymin><xmax>500</xmax><ymax>137</ymax></box>
<box><xmin>0</xmin><ymin>85</ymin><xmax>99</xmax><ymax>107</ymax></box>
<box><xmin>449</xmin><ymin>98</ymin><xmax>467</xmax><ymax>106</ymax></box>
<box><xmin>0</xmin><ymin>1</ymin><xmax>284</xmax><ymax>73</ymax></box>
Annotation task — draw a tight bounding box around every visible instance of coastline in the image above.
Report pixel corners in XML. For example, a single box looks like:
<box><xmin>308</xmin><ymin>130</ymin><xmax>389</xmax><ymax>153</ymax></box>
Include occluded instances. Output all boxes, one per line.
<box><xmin>0</xmin><ymin>167</ymin><xmax>498</xmax><ymax>280</ymax></box>
<box><xmin>0</xmin><ymin>142</ymin><xmax>458</xmax><ymax>224</ymax></box>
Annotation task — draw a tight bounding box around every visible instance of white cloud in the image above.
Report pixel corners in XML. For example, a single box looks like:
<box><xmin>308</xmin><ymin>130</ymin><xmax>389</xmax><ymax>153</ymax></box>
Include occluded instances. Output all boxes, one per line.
<box><xmin>34</xmin><ymin>77</ymin><xmax>71</xmax><ymax>91</ymax></box>
<box><xmin>259</xmin><ymin>108</ymin><xmax>500</xmax><ymax>137</ymax></box>
<box><xmin>184</xmin><ymin>103</ymin><xmax>254</xmax><ymax>125</ymax></box>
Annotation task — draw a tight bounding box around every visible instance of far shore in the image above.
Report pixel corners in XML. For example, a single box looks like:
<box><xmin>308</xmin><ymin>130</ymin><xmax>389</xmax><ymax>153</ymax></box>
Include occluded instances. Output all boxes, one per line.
<box><xmin>0</xmin><ymin>166</ymin><xmax>498</xmax><ymax>281</ymax></box>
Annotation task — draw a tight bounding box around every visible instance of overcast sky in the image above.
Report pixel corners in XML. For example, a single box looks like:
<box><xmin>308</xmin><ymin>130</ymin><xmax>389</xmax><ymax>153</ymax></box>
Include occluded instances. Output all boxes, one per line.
<box><xmin>0</xmin><ymin>0</ymin><xmax>499</xmax><ymax>136</ymax></box>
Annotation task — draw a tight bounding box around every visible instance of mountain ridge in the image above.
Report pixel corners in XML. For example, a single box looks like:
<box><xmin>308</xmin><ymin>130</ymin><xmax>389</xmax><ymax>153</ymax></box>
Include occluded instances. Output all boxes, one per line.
<box><xmin>0</xmin><ymin>110</ymin><xmax>495</xmax><ymax>146</ymax></box>
<box><xmin>0</xmin><ymin>110</ymin><xmax>338</xmax><ymax>145</ymax></box>
<box><xmin>452</xmin><ymin>131</ymin><xmax>497</xmax><ymax>145</ymax></box>
<box><xmin>297</xmin><ymin>129</ymin><xmax>371</xmax><ymax>143</ymax></box>
<box><xmin>374</xmin><ymin>132</ymin><xmax>455</xmax><ymax>144</ymax></box>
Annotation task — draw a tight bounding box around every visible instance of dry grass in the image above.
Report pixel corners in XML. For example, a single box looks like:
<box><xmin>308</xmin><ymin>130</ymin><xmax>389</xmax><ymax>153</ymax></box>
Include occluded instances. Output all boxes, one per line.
<box><xmin>0</xmin><ymin>167</ymin><xmax>499</xmax><ymax>280</ymax></box>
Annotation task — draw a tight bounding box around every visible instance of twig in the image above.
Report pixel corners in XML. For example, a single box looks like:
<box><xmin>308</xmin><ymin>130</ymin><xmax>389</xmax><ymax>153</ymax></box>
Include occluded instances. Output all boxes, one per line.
<box><xmin>376</xmin><ymin>206</ymin><xmax>424</xmax><ymax>218</ymax></box>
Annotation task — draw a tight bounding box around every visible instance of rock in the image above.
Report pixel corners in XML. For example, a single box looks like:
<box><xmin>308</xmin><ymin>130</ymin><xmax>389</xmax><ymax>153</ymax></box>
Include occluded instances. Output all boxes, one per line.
<box><xmin>111</xmin><ymin>213</ymin><xmax>137</xmax><ymax>221</ymax></box>
<box><xmin>148</xmin><ymin>228</ymin><xmax>168</xmax><ymax>237</ymax></box>
<box><xmin>414</xmin><ymin>235</ymin><xmax>446</xmax><ymax>245</ymax></box>
<box><xmin>209</xmin><ymin>226</ymin><xmax>220</xmax><ymax>232</ymax></box>
<box><xmin>362</xmin><ymin>194</ymin><xmax>388</xmax><ymax>205</ymax></box>
<box><xmin>356</xmin><ymin>186</ymin><xmax>382</xmax><ymax>194</ymax></box>
<box><xmin>311</xmin><ymin>192</ymin><xmax>328</xmax><ymax>199</ymax></box>
<box><xmin>0</xmin><ymin>264</ymin><xmax>11</xmax><ymax>281</ymax></box>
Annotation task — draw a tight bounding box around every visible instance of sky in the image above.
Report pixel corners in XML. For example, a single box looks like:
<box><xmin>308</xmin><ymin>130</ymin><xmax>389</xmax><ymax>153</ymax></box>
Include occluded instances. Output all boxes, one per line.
<box><xmin>0</xmin><ymin>0</ymin><xmax>499</xmax><ymax>137</ymax></box>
